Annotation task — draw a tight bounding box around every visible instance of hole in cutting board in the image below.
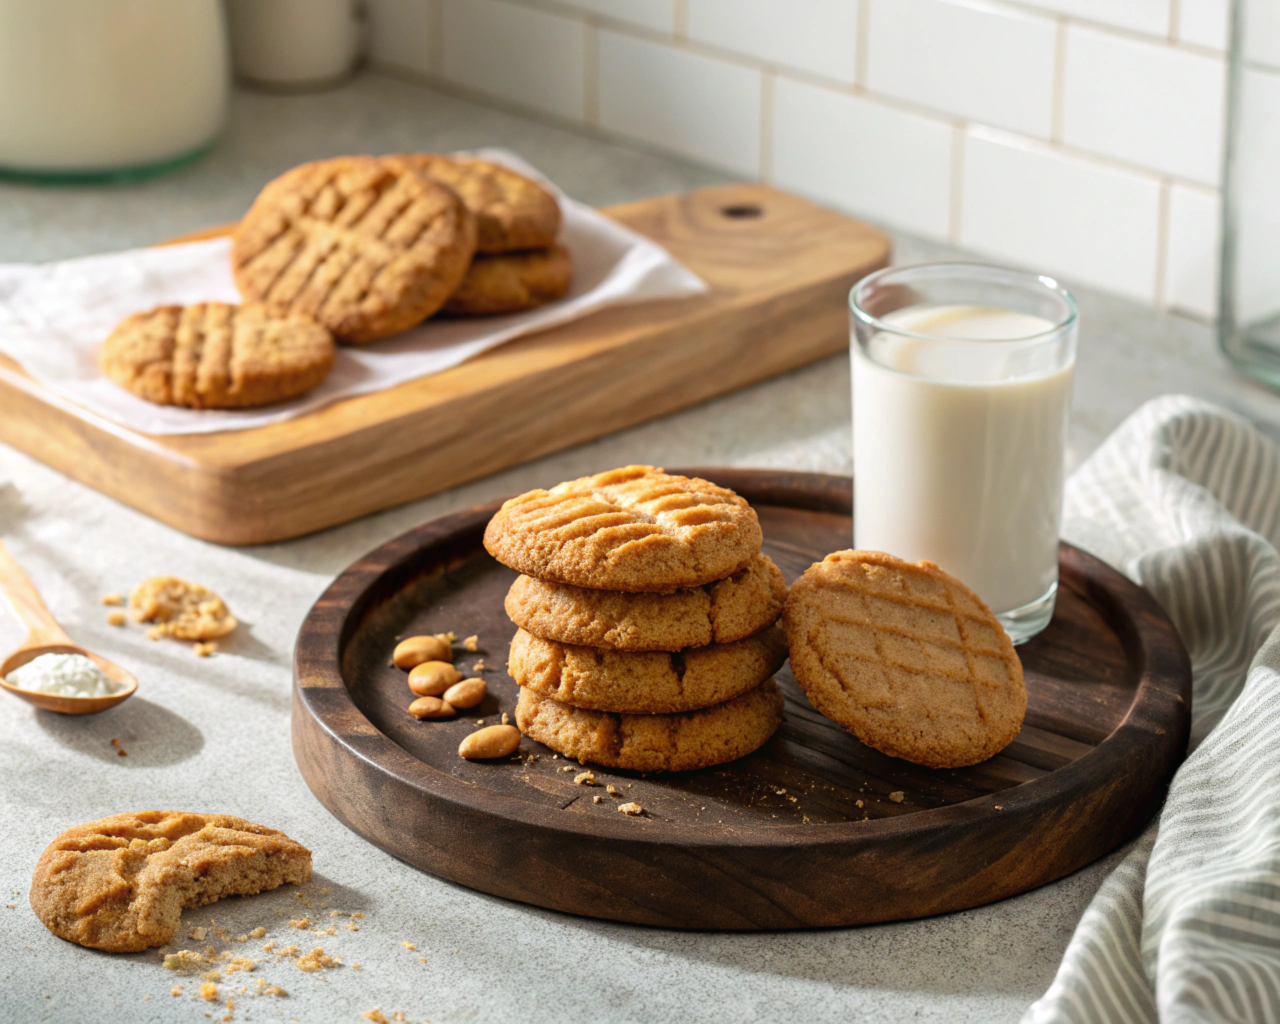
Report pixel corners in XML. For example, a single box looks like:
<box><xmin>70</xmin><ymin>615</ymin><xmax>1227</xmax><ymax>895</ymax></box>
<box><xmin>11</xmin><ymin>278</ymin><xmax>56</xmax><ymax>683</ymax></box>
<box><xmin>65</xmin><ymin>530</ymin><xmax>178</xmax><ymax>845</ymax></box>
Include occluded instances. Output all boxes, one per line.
<box><xmin>720</xmin><ymin>204</ymin><xmax>763</xmax><ymax>219</ymax></box>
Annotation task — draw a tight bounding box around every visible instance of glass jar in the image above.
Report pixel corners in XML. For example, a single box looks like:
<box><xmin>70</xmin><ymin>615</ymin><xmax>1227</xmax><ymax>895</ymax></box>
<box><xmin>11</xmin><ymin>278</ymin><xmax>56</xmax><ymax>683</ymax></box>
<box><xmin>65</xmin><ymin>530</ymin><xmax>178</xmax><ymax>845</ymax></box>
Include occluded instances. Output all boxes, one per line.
<box><xmin>0</xmin><ymin>0</ymin><xmax>229</xmax><ymax>183</ymax></box>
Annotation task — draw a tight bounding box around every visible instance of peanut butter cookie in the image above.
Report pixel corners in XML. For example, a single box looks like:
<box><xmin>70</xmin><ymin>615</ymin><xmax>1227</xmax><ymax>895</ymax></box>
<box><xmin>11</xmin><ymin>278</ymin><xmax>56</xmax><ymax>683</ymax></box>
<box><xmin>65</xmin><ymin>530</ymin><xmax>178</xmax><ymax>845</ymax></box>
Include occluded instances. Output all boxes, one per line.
<box><xmin>100</xmin><ymin>302</ymin><xmax>335</xmax><ymax>409</ymax></box>
<box><xmin>31</xmin><ymin>811</ymin><xmax>311</xmax><ymax>952</ymax></box>
<box><xmin>232</xmin><ymin>155</ymin><xmax>476</xmax><ymax>344</ymax></box>
<box><xmin>505</xmin><ymin>552</ymin><xmax>786</xmax><ymax>651</ymax></box>
<box><xmin>514</xmin><ymin>679</ymin><xmax>783</xmax><ymax>772</ymax></box>
<box><xmin>484</xmin><ymin>466</ymin><xmax>762</xmax><ymax>592</ymax></box>
<box><xmin>509</xmin><ymin>624</ymin><xmax>787</xmax><ymax>713</ymax></box>
<box><xmin>783</xmin><ymin>550</ymin><xmax>1026</xmax><ymax>769</ymax></box>
<box><xmin>130</xmin><ymin>576</ymin><xmax>237</xmax><ymax>641</ymax></box>
<box><xmin>442</xmin><ymin>244</ymin><xmax>572</xmax><ymax>316</ymax></box>
<box><xmin>395</xmin><ymin>153</ymin><xmax>561</xmax><ymax>253</ymax></box>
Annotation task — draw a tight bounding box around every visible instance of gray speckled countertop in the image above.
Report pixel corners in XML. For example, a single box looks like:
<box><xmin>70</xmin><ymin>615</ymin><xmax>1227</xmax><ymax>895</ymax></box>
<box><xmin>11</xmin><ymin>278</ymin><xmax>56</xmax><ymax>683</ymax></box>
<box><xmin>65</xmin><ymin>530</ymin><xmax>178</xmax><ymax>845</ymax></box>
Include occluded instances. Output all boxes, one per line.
<box><xmin>1</xmin><ymin>71</ymin><xmax>1277</xmax><ymax>1024</ymax></box>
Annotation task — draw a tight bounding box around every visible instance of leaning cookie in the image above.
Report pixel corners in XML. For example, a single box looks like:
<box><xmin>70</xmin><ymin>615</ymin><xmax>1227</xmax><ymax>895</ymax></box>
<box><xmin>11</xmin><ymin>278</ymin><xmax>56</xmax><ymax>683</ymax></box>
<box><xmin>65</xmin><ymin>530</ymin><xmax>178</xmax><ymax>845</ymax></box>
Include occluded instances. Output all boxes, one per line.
<box><xmin>31</xmin><ymin>811</ymin><xmax>311</xmax><ymax>952</ymax></box>
<box><xmin>232</xmin><ymin>155</ymin><xmax>477</xmax><ymax>344</ymax></box>
<box><xmin>395</xmin><ymin>153</ymin><xmax>561</xmax><ymax>253</ymax></box>
<box><xmin>100</xmin><ymin>303</ymin><xmax>334</xmax><ymax>409</ymax></box>
<box><xmin>515</xmin><ymin>680</ymin><xmax>783</xmax><ymax>772</ymax></box>
<box><xmin>484</xmin><ymin>465</ymin><xmax>762</xmax><ymax>592</ymax></box>
<box><xmin>783</xmin><ymin>550</ymin><xmax>1026</xmax><ymax>769</ymax></box>
<box><xmin>509</xmin><ymin>624</ymin><xmax>787</xmax><ymax>714</ymax></box>
<box><xmin>506</xmin><ymin>552</ymin><xmax>786</xmax><ymax>652</ymax></box>
<box><xmin>442</xmin><ymin>244</ymin><xmax>572</xmax><ymax>317</ymax></box>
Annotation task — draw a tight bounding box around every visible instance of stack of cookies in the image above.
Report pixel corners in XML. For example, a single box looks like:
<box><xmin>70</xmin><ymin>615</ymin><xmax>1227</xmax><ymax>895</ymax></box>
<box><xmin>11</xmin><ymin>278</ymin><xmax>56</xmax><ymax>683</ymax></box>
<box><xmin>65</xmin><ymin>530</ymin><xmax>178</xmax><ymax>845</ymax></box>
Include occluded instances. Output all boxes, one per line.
<box><xmin>484</xmin><ymin>466</ymin><xmax>789</xmax><ymax>772</ymax></box>
<box><xmin>100</xmin><ymin>153</ymin><xmax>568</xmax><ymax>410</ymax></box>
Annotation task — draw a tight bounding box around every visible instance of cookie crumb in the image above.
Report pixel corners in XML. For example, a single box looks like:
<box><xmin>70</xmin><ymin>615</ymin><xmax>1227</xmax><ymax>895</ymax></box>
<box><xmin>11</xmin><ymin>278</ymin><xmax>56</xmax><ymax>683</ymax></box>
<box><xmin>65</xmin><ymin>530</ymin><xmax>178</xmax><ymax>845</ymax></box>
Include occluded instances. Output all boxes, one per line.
<box><xmin>363</xmin><ymin>1012</ymin><xmax>389</xmax><ymax>1024</ymax></box>
<box><xmin>199</xmin><ymin>982</ymin><xmax>218</xmax><ymax>1002</ymax></box>
<box><xmin>606</xmin><ymin>784</ymin><xmax>619</xmax><ymax>796</ymax></box>
<box><xmin>618</xmin><ymin>802</ymin><xmax>643</xmax><ymax>816</ymax></box>
<box><xmin>249</xmin><ymin>927</ymin><xmax>265</xmax><ymax>939</ymax></box>
<box><xmin>592</xmin><ymin>795</ymin><xmax>603</xmax><ymax>804</ymax></box>
<box><xmin>288</xmin><ymin>917</ymin><xmax>310</xmax><ymax>929</ymax></box>
<box><xmin>574</xmin><ymin>771</ymin><xmax>596</xmax><ymax>786</ymax></box>
<box><xmin>473</xmin><ymin>659</ymin><xmax>486</xmax><ymax>671</ymax></box>
<box><xmin>560</xmin><ymin>765</ymin><xmax>574</xmax><ymax>772</ymax></box>
<box><xmin>171</xmin><ymin>986</ymin><xmax>184</xmax><ymax>997</ymax></box>
<box><xmin>401</xmin><ymin>942</ymin><xmax>415</xmax><ymax>950</ymax></box>
<box><xmin>106</xmin><ymin>610</ymin><xmax>126</xmax><ymax>627</ymax></box>
<box><xmin>889</xmin><ymin>791</ymin><xmax>905</xmax><ymax>803</ymax></box>
<box><xmin>193</xmin><ymin>641</ymin><xmax>218</xmax><ymax>657</ymax></box>
<box><xmin>502</xmin><ymin>712</ymin><xmax>509</xmax><ymax>725</ymax></box>
<box><xmin>994</xmin><ymin>805</ymin><xmax>1003</xmax><ymax>811</ymax></box>
<box><xmin>101</xmin><ymin>592</ymin><xmax>124</xmax><ymax>606</ymax></box>
<box><xmin>190</xmin><ymin>926</ymin><xmax>207</xmax><ymax>941</ymax></box>
<box><xmin>855</xmin><ymin>800</ymin><xmax>864</xmax><ymax>809</ymax></box>
<box><xmin>442</xmin><ymin>631</ymin><xmax>457</xmax><ymax>642</ymax></box>
<box><xmin>294</xmin><ymin>947</ymin><xmax>340</xmax><ymax>972</ymax></box>
<box><xmin>463</xmin><ymin>635</ymin><xmax>479</xmax><ymax>652</ymax></box>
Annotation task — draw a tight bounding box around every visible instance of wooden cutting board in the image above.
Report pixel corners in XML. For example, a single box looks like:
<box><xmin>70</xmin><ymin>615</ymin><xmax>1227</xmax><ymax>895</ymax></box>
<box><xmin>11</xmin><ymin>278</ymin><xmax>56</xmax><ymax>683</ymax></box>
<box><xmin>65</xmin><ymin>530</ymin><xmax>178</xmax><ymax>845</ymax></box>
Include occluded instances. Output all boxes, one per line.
<box><xmin>0</xmin><ymin>185</ymin><xmax>889</xmax><ymax>545</ymax></box>
<box><xmin>292</xmin><ymin>469</ymin><xmax>1192</xmax><ymax>930</ymax></box>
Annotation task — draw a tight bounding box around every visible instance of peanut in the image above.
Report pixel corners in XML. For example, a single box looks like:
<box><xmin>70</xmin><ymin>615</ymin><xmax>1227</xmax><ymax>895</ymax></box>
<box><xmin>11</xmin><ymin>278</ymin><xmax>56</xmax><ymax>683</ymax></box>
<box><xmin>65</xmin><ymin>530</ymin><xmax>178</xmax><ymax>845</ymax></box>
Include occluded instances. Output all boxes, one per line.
<box><xmin>458</xmin><ymin>724</ymin><xmax>520</xmax><ymax>760</ymax></box>
<box><xmin>408</xmin><ymin>696</ymin><xmax>456</xmax><ymax>719</ymax></box>
<box><xmin>442</xmin><ymin>678</ymin><xmax>486</xmax><ymax>709</ymax></box>
<box><xmin>407</xmin><ymin>661</ymin><xmax>462</xmax><ymax>697</ymax></box>
<box><xmin>393</xmin><ymin>635</ymin><xmax>452</xmax><ymax>670</ymax></box>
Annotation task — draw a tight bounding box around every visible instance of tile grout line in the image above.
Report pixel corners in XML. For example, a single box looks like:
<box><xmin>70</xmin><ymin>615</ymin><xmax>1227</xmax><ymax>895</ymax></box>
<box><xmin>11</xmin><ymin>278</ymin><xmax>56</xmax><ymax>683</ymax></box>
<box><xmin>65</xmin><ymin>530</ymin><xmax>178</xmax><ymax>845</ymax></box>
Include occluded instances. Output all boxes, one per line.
<box><xmin>949</xmin><ymin>124</ymin><xmax>966</xmax><ymax>245</ymax></box>
<box><xmin>673</xmin><ymin>0</ymin><xmax>688</xmax><ymax>40</ymax></box>
<box><xmin>759</xmin><ymin>70</ymin><xmax>776</xmax><ymax>184</ymax></box>
<box><xmin>427</xmin><ymin>0</ymin><xmax>445</xmax><ymax>76</ymax></box>
<box><xmin>1168</xmin><ymin>0</ymin><xmax>1182</xmax><ymax>42</ymax></box>
<box><xmin>1051</xmin><ymin>16</ymin><xmax>1067</xmax><ymax>144</ymax></box>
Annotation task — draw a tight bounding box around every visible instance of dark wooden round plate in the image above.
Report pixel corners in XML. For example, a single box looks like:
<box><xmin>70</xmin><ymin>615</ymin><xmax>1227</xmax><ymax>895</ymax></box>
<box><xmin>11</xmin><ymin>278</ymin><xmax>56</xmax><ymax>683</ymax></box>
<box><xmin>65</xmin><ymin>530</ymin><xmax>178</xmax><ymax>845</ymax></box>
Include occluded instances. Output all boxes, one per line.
<box><xmin>293</xmin><ymin>469</ymin><xmax>1191</xmax><ymax>929</ymax></box>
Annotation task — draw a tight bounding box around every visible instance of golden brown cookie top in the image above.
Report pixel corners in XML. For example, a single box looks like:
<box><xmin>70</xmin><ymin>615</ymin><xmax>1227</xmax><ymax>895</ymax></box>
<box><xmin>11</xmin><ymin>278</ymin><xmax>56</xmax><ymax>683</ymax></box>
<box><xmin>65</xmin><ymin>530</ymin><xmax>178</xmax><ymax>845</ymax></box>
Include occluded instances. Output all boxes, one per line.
<box><xmin>395</xmin><ymin>153</ymin><xmax>561</xmax><ymax>253</ymax></box>
<box><xmin>130</xmin><ymin>576</ymin><xmax>237</xmax><ymax>641</ymax></box>
<box><xmin>514</xmin><ymin>680</ymin><xmax>783</xmax><ymax>772</ymax></box>
<box><xmin>99</xmin><ymin>302</ymin><xmax>335</xmax><ymax>409</ymax></box>
<box><xmin>508</xmin><ymin>623</ymin><xmax>787</xmax><ymax>714</ymax></box>
<box><xmin>782</xmin><ymin>550</ymin><xmax>1026</xmax><ymax>769</ymax></box>
<box><xmin>442</xmin><ymin>243</ymin><xmax>572</xmax><ymax>317</ymax></box>
<box><xmin>30</xmin><ymin>811</ymin><xmax>312</xmax><ymax>952</ymax></box>
<box><xmin>232</xmin><ymin>156</ymin><xmax>476</xmax><ymax>344</ymax></box>
<box><xmin>505</xmin><ymin>552</ymin><xmax>786</xmax><ymax>651</ymax></box>
<box><xmin>484</xmin><ymin>466</ymin><xmax>762</xmax><ymax>592</ymax></box>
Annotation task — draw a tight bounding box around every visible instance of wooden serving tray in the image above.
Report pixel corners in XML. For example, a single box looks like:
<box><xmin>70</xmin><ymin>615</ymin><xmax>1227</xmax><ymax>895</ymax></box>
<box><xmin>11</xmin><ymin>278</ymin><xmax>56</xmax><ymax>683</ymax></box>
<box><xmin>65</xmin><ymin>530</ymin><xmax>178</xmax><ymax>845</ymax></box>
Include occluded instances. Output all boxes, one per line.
<box><xmin>292</xmin><ymin>469</ymin><xmax>1192</xmax><ymax>929</ymax></box>
<box><xmin>0</xmin><ymin>186</ymin><xmax>888</xmax><ymax>545</ymax></box>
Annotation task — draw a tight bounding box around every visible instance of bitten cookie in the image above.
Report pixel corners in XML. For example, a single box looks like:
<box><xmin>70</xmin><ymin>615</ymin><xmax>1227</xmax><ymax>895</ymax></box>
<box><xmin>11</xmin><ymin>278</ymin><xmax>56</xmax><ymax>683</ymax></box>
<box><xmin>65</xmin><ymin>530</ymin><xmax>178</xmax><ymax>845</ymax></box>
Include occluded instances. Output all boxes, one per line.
<box><xmin>30</xmin><ymin>811</ymin><xmax>311</xmax><ymax>952</ymax></box>
<box><xmin>100</xmin><ymin>303</ymin><xmax>335</xmax><ymax>409</ymax></box>
<box><xmin>484</xmin><ymin>466</ymin><xmax>762</xmax><ymax>592</ymax></box>
<box><xmin>395</xmin><ymin>153</ymin><xmax>561</xmax><ymax>253</ymax></box>
<box><xmin>515</xmin><ymin>680</ymin><xmax>783</xmax><ymax>772</ymax></box>
<box><xmin>130</xmin><ymin>576</ymin><xmax>237</xmax><ymax>641</ymax></box>
<box><xmin>442</xmin><ymin>244</ymin><xmax>572</xmax><ymax>316</ymax></box>
<box><xmin>232</xmin><ymin>155</ymin><xmax>477</xmax><ymax>344</ymax></box>
<box><xmin>508</xmin><ymin>624</ymin><xmax>787</xmax><ymax>713</ymax></box>
<box><xmin>783</xmin><ymin>550</ymin><xmax>1026</xmax><ymax>769</ymax></box>
<box><xmin>506</xmin><ymin>553</ymin><xmax>786</xmax><ymax>651</ymax></box>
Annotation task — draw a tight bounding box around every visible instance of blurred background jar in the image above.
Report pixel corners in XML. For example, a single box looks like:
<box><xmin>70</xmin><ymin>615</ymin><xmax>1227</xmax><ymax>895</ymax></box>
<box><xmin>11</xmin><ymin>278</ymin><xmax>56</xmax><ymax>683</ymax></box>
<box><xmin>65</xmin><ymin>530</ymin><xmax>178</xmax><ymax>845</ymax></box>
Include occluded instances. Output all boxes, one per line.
<box><xmin>1221</xmin><ymin>0</ymin><xmax>1280</xmax><ymax>385</ymax></box>
<box><xmin>0</xmin><ymin>0</ymin><xmax>229</xmax><ymax>183</ymax></box>
<box><xmin>225</xmin><ymin>0</ymin><xmax>362</xmax><ymax>91</ymax></box>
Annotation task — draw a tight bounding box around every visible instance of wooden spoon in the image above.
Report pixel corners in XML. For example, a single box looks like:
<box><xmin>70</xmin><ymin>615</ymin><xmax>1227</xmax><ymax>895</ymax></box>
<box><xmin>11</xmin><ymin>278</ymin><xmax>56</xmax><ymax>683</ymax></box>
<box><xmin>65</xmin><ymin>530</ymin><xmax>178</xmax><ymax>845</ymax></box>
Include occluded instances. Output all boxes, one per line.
<box><xmin>0</xmin><ymin>540</ymin><xmax>137</xmax><ymax>714</ymax></box>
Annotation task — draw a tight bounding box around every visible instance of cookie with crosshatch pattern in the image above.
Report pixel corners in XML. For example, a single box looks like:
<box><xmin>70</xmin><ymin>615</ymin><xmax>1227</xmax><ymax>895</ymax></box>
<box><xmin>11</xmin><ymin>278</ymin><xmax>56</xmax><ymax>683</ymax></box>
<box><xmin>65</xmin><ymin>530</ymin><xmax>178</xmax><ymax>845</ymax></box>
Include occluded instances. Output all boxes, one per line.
<box><xmin>232</xmin><ymin>155</ymin><xmax>476</xmax><ymax>344</ymax></box>
<box><xmin>782</xmin><ymin>550</ymin><xmax>1025</xmax><ymax>769</ymax></box>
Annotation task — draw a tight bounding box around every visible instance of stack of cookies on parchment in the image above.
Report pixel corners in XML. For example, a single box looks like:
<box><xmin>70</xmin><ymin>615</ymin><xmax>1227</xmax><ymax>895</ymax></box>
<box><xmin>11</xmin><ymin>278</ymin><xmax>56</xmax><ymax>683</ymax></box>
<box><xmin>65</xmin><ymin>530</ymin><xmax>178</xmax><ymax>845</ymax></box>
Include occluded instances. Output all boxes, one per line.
<box><xmin>100</xmin><ymin>153</ymin><xmax>569</xmax><ymax>410</ymax></box>
<box><xmin>484</xmin><ymin>465</ymin><xmax>789</xmax><ymax>772</ymax></box>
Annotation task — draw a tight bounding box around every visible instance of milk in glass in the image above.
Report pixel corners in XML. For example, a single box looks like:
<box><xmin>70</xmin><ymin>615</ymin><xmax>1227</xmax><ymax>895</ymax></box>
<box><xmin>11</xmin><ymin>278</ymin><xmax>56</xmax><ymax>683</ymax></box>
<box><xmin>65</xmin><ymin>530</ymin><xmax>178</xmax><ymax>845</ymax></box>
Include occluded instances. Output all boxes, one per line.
<box><xmin>852</xmin><ymin>304</ymin><xmax>1074</xmax><ymax>618</ymax></box>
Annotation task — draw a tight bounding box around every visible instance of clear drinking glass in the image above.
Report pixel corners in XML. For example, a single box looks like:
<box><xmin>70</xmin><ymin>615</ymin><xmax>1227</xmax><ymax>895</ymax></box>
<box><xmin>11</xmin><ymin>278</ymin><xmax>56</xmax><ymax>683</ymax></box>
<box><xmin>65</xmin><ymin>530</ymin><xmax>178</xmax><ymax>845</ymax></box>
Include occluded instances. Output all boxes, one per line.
<box><xmin>849</xmin><ymin>263</ymin><xmax>1078</xmax><ymax>644</ymax></box>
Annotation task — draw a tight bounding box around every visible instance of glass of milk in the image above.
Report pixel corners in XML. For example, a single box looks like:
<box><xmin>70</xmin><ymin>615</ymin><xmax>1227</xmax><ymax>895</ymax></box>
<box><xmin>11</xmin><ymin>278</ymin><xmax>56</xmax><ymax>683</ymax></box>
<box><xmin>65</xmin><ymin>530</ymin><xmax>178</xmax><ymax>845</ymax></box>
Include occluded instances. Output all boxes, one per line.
<box><xmin>849</xmin><ymin>263</ymin><xmax>1078</xmax><ymax>644</ymax></box>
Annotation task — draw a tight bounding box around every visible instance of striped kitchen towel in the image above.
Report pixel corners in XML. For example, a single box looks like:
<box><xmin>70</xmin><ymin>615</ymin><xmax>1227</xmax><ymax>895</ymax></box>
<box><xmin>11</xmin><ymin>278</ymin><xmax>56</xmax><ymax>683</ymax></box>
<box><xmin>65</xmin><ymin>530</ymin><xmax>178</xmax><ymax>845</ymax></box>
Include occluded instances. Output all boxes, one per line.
<box><xmin>1024</xmin><ymin>396</ymin><xmax>1280</xmax><ymax>1023</ymax></box>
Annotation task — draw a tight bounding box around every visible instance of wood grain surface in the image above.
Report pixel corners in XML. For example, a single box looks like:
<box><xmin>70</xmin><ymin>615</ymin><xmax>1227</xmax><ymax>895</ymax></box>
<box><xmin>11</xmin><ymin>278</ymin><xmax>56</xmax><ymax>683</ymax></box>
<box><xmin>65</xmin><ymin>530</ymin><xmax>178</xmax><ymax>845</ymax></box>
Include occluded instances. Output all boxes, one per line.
<box><xmin>0</xmin><ymin>186</ymin><xmax>889</xmax><ymax>545</ymax></box>
<box><xmin>292</xmin><ymin>469</ymin><xmax>1192</xmax><ymax>930</ymax></box>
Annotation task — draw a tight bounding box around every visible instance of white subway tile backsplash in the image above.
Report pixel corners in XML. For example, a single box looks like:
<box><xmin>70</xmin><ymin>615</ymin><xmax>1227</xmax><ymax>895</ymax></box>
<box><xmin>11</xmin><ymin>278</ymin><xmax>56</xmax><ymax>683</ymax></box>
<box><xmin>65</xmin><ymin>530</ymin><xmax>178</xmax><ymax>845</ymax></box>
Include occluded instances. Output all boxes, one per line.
<box><xmin>771</xmin><ymin>78</ymin><xmax>953</xmax><ymax>238</ymax></box>
<box><xmin>867</xmin><ymin>0</ymin><xmax>1055</xmax><ymax>138</ymax></box>
<box><xmin>1015</xmin><ymin>0</ymin><xmax>1170</xmax><ymax>37</ymax></box>
<box><xmin>961</xmin><ymin>128</ymin><xmax>1162</xmax><ymax>301</ymax></box>
<box><xmin>441</xmin><ymin>0</ymin><xmax>585</xmax><ymax>121</ymax></box>
<box><xmin>367</xmin><ymin>0</ymin><xmax>434</xmax><ymax>75</ymax></box>
<box><xmin>1166</xmin><ymin>184</ymin><xmax>1222</xmax><ymax>318</ymax></box>
<box><xmin>1179</xmin><ymin>0</ymin><xmax>1231</xmax><ymax>51</ymax></box>
<box><xmin>562</xmin><ymin>0</ymin><xmax>675</xmax><ymax>34</ymax></box>
<box><xmin>1063</xmin><ymin>25</ymin><xmax>1226</xmax><ymax>185</ymax></box>
<box><xmin>597</xmin><ymin>31</ymin><xmax>762</xmax><ymax>175</ymax></box>
<box><xmin>686</xmin><ymin>0</ymin><xmax>858</xmax><ymax>85</ymax></box>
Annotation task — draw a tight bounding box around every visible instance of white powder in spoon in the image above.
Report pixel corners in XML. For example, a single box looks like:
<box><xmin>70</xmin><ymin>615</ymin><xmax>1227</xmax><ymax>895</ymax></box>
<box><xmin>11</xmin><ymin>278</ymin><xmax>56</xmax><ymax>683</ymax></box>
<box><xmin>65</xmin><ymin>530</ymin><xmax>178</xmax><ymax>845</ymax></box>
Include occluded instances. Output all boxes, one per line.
<box><xmin>6</xmin><ymin>653</ymin><xmax>121</xmax><ymax>697</ymax></box>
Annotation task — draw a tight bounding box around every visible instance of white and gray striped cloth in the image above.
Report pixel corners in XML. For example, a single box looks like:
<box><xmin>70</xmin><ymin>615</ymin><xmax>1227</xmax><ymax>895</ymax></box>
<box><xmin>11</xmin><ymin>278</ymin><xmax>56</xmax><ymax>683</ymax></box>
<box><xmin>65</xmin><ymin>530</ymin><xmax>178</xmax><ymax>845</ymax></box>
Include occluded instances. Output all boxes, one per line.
<box><xmin>1024</xmin><ymin>396</ymin><xmax>1280</xmax><ymax>1023</ymax></box>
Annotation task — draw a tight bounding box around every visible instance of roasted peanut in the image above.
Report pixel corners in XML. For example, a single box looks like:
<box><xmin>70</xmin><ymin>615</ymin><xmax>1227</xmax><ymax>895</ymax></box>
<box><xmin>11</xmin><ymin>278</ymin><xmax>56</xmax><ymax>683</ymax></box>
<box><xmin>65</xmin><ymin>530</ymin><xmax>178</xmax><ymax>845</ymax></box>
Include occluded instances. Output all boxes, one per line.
<box><xmin>408</xmin><ymin>696</ymin><xmax>456</xmax><ymax>719</ymax></box>
<box><xmin>407</xmin><ymin>661</ymin><xmax>463</xmax><ymax>697</ymax></box>
<box><xmin>393</xmin><ymin>635</ymin><xmax>452</xmax><ymax>670</ymax></box>
<box><xmin>442</xmin><ymin>678</ymin><xmax>486</xmax><ymax>709</ymax></box>
<box><xmin>458</xmin><ymin>724</ymin><xmax>520</xmax><ymax>759</ymax></box>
